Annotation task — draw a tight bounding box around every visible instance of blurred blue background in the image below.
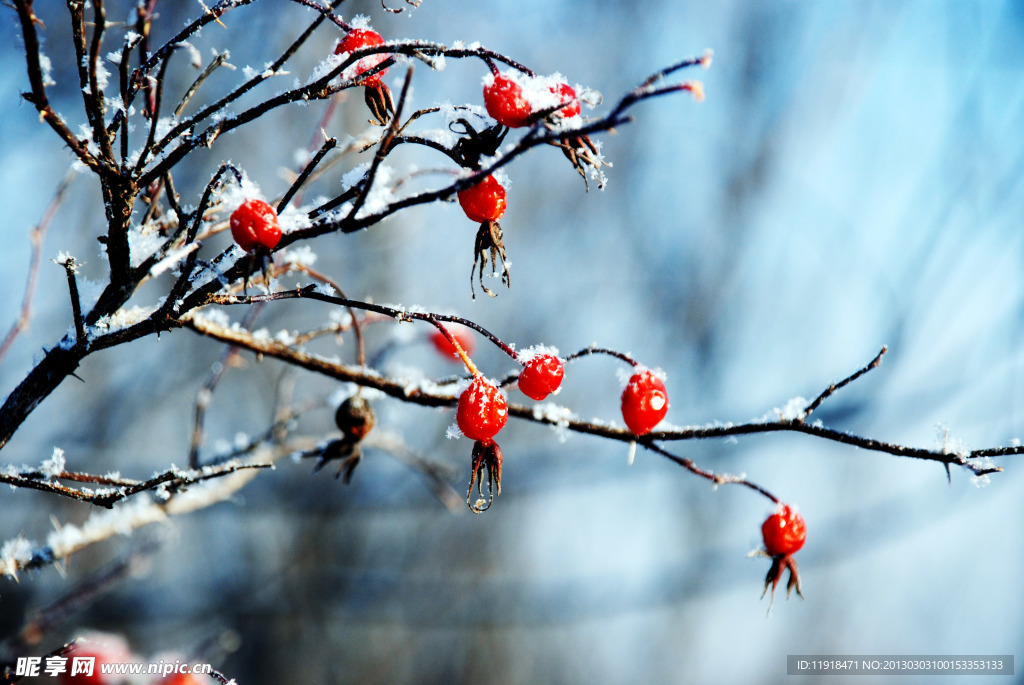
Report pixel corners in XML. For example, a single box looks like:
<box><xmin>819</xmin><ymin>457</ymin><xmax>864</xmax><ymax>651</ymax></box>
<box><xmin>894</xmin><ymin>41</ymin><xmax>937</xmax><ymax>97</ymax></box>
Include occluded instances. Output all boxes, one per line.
<box><xmin>2</xmin><ymin>1</ymin><xmax>1023</xmax><ymax>683</ymax></box>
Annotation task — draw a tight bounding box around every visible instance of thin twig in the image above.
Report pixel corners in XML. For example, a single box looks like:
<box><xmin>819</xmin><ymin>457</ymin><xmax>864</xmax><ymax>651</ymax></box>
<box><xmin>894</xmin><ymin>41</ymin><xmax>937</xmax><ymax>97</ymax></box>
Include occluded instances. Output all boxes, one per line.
<box><xmin>174</xmin><ymin>51</ymin><xmax>232</xmax><ymax>117</ymax></box>
<box><xmin>288</xmin><ymin>264</ymin><xmax>365</xmax><ymax>365</ymax></box>
<box><xmin>13</xmin><ymin>0</ymin><xmax>103</xmax><ymax>172</ymax></box>
<box><xmin>800</xmin><ymin>346</ymin><xmax>887</xmax><ymax>422</ymax></box>
<box><xmin>645</xmin><ymin>443</ymin><xmax>779</xmax><ymax>502</ymax></box>
<box><xmin>277</xmin><ymin>135</ymin><xmax>338</xmax><ymax>212</ymax></box>
<box><xmin>0</xmin><ymin>172</ymin><xmax>75</xmax><ymax>363</ymax></box>
<box><xmin>183</xmin><ymin>309</ymin><xmax>1006</xmax><ymax>478</ymax></box>
<box><xmin>188</xmin><ymin>303</ymin><xmax>266</xmax><ymax>468</ymax></box>
<box><xmin>58</xmin><ymin>257</ymin><xmax>87</xmax><ymax>343</ymax></box>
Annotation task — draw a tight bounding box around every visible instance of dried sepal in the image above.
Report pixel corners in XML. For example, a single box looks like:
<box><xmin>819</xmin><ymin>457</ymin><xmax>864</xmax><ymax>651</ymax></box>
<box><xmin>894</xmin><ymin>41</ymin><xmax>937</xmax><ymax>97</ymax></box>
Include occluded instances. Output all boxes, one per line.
<box><xmin>551</xmin><ymin>133</ymin><xmax>609</xmax><ymax>191</ymax></box>
<box><xmin>466</xmin><ymin>440</ymin><xmax>503</xmax><ymax>513</ymax></box>
<box><xmin>364</xmin><ymin>82</ymin><xmax>395</xmax><ymax>126</ymax></box>
<box><xmin>448</xmin><ymin>118</ymin><xmax>508</xmax><ymax>170</ymax></box>
<box><xmin>471</xmin><ymin>219</ymin><xmax>510</xmax><ymax>299</ymax></box>
<box><xmin>761</xmin><ymin>553</ymin><xmax>803</xmax><ymax>612</ymax></box>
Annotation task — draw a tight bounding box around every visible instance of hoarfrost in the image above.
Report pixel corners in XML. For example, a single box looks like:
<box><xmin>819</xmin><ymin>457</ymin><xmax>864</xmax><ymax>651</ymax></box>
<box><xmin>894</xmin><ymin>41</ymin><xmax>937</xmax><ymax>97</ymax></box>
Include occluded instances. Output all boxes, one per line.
<box><xmin>775</xmin><ymin>396</ymin><xmax>808</xmax><ymax>422</ymax></box>
<box><xmin>154</xmin><ymin>116</ymin><xmax>181</xmax><ymax>143</ymax></box>
<box><xmin>328</xmin><ymin>309</ymin><xmax>352</xmax><ymax>328</ymax></box>
<box><xmin>350</xmin><ymin>14</ymin><xmax>372</xmax><ymax>29</ymax></box>
<box><xmin>129</xmin><ymin>223</ymin><xmax>167</xmax><ymax>267</ymax></box>
<box><xmin>41</xmin><ymin>447</ymin><xmax>66</xmax><ymax>478</ymax></box>
<box><xmin>355</xmin><ymin>164</ymin><xmax>397</xmax><ymax>217</ymax></box>
<box><xmin>149</xmin><ymin>242</ymin><xmax>200</xmax><ymax>278</ymax></box>
<box><xmin>217</xmin><ymin>171</ymin><xmax>264</xmax><ymax>214</ymax></box>
<box><xmin>310</xmin><ymin>52</ymin><xmax>345</xmax><ymax>83</ymax></box>
<box><xmin>935</xmin><ymin>423</ymin><xmax>969</xmax><ymax>458</ymax></box>
<box><xmin>279</xmin><ymin>205</ymin><xmax>312</xmax><ymax>234</ymax></box>
<box><xmin>341</xmin><ymin>163</ymin><xmax>370</xmax><ymax>191</ymax></box>
<box><xmin>532</xmin><ymin>402</ymin><xmax>574</xmax><ymax>442</ymax></box>
<box><xmin>90</xmin><ymin>305</ymin><xmax>157</xmax><ymax>334</ymax></box>
<box><xmin>481</xmin><ymin>70</ymin><xmax>563</xmax><ymax>113</ymax></box>
<box><xmin>77</xmin><ymin>276</ymin><xmax>107</xmax><ymax>311</ymax></box>
<box><xmin>94</xmin><ymin>58</ymin><xmax>111</xmax><ymax>91</ymax></box>
<box><xmin>282</xmin><ymin>245</ymin><xmax>318</xmax><ymax>267</ymax></box>
<box><xmin>0</xmin><ymin>536</ymin><xmax>34</xmax><ymax>578</ymax></box>
<box><xmin>196</xmin><ymin>308</ymin><xmax>232</xmax><ymax>328</ymax></box>
<box><xmin>274</xmin><ymin>329</ymin><xmax>298</xmax><ymax>346</ymax></box>
<box><xmin>76</xmin><ymin>123</ymin><xmax>101</xmax><ymax>157</ymax></box>
<box><xmin>518</xmin><ymin>344</ymin><xmax>560</xmax><ymax>363</ymax></box>
<box><xmin>328</xmin><ymin>383</ymin><xmax>386</xmax><ymax>406</ymax></box>
<box><xmin>391</xmin><ymin>365</ymin><xmax>458</xmax><ymax>398</ymax></box>
<box><xmin>39</xmin><ymin>53</ymin><xmax>56</xmax><ymax>86</ymax></box>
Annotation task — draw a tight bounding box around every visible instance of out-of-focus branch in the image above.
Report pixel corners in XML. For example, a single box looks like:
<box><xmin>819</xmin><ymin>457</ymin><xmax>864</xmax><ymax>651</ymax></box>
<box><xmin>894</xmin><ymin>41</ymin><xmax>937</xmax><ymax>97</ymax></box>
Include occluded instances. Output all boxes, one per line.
<box><xmin>0</xmin><ymin>459</ymin><xmax>271</xmax><ymax>579</ymax></box>
<box><xmin>0</xmin><ymin>172</ymin><xmax>75</xmax><ymax>364</ymax></box>
<box><xmin>0</xmin><ymin>460</ymin><xmax>271</xmax><ymax>510</ymax></box>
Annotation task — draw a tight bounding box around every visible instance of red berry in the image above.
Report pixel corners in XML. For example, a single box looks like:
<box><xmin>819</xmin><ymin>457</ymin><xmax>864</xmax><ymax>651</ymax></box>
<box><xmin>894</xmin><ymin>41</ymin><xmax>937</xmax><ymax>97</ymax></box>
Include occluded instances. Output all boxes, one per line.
<box><xmin>334</xmin><ymin>28</ymin><xmax>389</xmax><ymax>86</ymax></box>
<box><xmin>59</xmin><ymin>636</ymin><xmax>134</xmax><ymax>685</ymax></box>
<box><xmin>518</xmin><ymin>354</ymin><xmax>564</xmax><ymax>400</ymax></box>
<box><xmin>430</xmin><ymin>326</ymin><xmax>476</xmax><ymax>360</ymax></box>
<box><xmin>761</xmin><ymin>503</ymin><xmax>806</xmax><ymax>557</ymax></box>
<box><xmin>457</xmin><ymin>376</ymin><xmax>508</xmax><ymax>442</ymax></box>
<box><xmin>457</xmin><ymin>174</ymin><xmax>507</xmax><ymax>223</ymax></box>
<box><xmin>230</xmin><ymin>199</ymin><xmax>281</xmax><ymax>253</ymax></box>
<box><xmin>550</xmin><ymin>82</ymin><xmax>580</xmax><ymax>118</ymax></box>
<box><xmin>153</xmin><ymin>673</ymin><xmax>203</xmax><ymax>685</ymax></box>
<box><xmin>620</xmin><ymin>369</ymin><xmax>669</xmax><ymax>435</ymax></box>
<box><xmin>483</xmin><ymin>73</ymin><xmax>533</xmax><ymax>128</ymax></box>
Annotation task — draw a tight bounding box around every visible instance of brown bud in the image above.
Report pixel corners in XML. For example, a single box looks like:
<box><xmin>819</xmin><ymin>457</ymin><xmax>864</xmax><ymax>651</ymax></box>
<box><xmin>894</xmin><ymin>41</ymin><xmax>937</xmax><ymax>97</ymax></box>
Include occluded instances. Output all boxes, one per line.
<box><xmin>334</xmin><ymin>394</ymin><xmax>375</xmax><ymax>443</ymax></box>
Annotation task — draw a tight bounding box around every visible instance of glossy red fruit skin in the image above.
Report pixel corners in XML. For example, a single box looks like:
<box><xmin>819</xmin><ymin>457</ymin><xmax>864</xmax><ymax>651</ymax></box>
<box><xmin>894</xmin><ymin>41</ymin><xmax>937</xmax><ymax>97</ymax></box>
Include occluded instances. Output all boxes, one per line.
<box><xmin>334</xmin><ymin>28</ymin><xmax>388</xmax><ymax>86</ymax></box>
<box><xmin>457</xmin><ymin>175</ymin><xmax>507</xmax><ymax>223</ymax></box>
<box><xmin>153</xmin><ymin>674</ymin><xmax>202</xmax><ymax>685</ymax></box>
<box><xmin>620</xmin><ymin>369</ymin><xmax>669</xmax><ymax>435</ymax></box>
<box><xmin>518</xmin><ymin>354</ymin><xmax>564</xmax><ymax>400</ymax></box>
<box><xmin>483</xmin><ymin>74</ymin><xmax>533</xmax><ymax>128</ymax></box>
<box><xmin>550</xmin><ymin>82</ymin><xmax>581</xmax><ymax>118</ymax></box>
<box><xmin>430</xmin><ymin>327</ymin><xmax>476</xmax><ymax>360</ymax></box>
<box><xmin>761</xmin><ymin>504</ymin><xmax>806</xmax><ymax>557</ymax></box>
<box><xmin>457</xmin><ymin>376</ymin><xmax>508</xmax><ymax>442</ymax></box>
<box><xmin>230</xmin><ymin>199</ymin><xmax>282</xmax><ymax>253</ymax></box>
<box><xmin>59</xmin><ymin>640</ymin><xmax>133</xmax><ymax>685</ymax></box>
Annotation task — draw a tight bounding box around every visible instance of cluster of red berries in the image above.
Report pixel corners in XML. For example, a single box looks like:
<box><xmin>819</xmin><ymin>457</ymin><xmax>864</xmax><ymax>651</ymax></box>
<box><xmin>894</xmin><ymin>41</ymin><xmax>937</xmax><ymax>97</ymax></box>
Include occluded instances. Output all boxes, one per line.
<box><xmin>433</xmin><ymin>331</ymin><xmax>669</xmax><ymax>447</ymax></box>
<box><xmin>483</xmin><ymin>72</ymin><xmax>581</xmax><ymax>128</ymax></box>
<box><xmin>454</xmin><ymin>72</ymin><xmax>581</xmax><ymax>222</ymax></box>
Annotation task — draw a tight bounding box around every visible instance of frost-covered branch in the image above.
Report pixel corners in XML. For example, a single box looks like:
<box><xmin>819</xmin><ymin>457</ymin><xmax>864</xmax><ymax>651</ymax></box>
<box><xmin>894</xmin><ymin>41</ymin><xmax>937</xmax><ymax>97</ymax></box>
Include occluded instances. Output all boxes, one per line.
<box><xmin>0</xmin><ymin>457</ymin><xmax>271</xmax><ymax>510</ymax></box>
<box><xmin>0</xmin><ymin>458</ymin><xmax>269</xmax><ymax>579</ymax></box>
<box><xmin>13</xmin><ymin>0</ymin><xmax>104</xmax><ymax>172</ymax></box>
<box><xmin>182</xmin><ymin>297</ymin><xmax>1007</xmax><ymax>480</ymax></box>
